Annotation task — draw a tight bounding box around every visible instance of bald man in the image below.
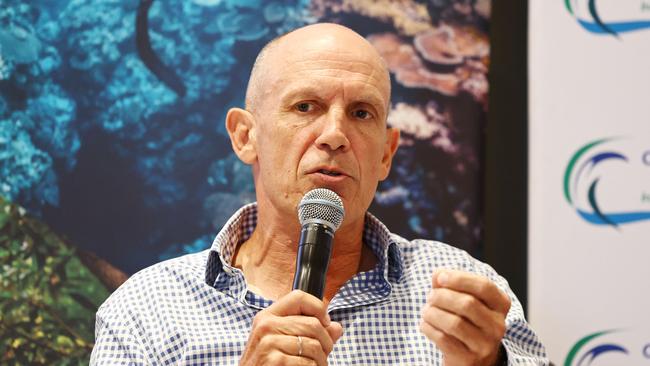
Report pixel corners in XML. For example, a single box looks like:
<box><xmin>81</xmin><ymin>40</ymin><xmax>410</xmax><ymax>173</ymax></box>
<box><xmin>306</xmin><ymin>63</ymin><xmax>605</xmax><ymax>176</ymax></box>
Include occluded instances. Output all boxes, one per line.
<box><xmin>91</xmin><ymin>24</ymin><xmax>548</xmax><ymax>365</ymax></box>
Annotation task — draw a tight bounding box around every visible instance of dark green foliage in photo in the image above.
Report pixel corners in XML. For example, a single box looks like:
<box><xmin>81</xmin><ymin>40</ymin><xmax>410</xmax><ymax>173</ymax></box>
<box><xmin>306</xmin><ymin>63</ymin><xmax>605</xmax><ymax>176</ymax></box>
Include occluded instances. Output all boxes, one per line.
<box><xmin>0</xmin><ymin>196</ymin><xmax>109</xmax><ymax>365</ymax></box>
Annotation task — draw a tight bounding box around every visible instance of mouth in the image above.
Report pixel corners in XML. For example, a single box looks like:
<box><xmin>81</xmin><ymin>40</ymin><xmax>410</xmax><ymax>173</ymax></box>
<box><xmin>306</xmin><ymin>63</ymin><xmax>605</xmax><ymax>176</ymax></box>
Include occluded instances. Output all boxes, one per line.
<box><xmin>317</xmin><ymin>169</ymin><xmax>343</xmax><ymax>177</ymax></box>
<box><xmin>307</xmin><ymin>166</ymin><xmax>349</xmax><ymax>181</ymax></box>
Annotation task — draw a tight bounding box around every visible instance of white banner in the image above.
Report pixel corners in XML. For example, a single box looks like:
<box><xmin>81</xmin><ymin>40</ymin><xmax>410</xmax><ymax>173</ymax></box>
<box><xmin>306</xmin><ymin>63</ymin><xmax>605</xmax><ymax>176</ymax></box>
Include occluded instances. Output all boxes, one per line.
<box><xmin>528</xmin><ymin>0</ymin><xmax>650</xmax><ymax>364</ymax></box>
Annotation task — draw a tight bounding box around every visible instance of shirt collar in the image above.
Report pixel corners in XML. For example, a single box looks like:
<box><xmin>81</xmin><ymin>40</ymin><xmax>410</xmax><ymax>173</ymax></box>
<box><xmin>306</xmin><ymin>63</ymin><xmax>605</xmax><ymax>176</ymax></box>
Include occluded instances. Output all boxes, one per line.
<box><xmin>204</xmin><ymin>202</ymin><xmax>403</xmax><ymax>294</ymax></box>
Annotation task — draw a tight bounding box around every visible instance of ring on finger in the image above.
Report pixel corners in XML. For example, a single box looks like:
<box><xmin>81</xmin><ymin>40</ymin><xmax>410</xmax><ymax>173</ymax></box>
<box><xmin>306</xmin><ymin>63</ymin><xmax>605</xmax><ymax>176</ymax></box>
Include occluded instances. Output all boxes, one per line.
<box><xmin>297</xmin><ymin>335</ymin><xmax>303</xmax><ymax>357</ymax></box>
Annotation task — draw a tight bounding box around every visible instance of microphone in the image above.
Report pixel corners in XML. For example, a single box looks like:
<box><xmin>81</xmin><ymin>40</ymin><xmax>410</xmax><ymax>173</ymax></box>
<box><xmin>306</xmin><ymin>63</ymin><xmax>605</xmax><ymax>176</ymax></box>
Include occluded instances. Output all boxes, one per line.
<box><xmin>292</xmin><ymin>188</ymin><xmax>345</xmax><ymax>299</ymax></box>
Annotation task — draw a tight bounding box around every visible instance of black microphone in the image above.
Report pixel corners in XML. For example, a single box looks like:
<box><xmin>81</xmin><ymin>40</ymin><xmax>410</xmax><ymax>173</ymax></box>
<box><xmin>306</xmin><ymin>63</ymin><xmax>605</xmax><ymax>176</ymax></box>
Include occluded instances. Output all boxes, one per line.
<box><xmin>292</xmin><ymin>188</ymin><xmax>345</xmax><ymax>299</ymax></box>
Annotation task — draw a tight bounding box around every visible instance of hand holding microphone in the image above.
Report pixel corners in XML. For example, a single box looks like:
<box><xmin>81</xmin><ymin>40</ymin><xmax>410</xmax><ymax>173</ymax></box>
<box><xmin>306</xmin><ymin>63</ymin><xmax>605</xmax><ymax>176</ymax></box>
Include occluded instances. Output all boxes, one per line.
<box><xmin>240</xmin><ymin>189</ymin><xmax>345</xmax><ymax>366</ymax></box>
<box><xmin>239</xmin><ymin>290</ymin><xmax>343</xmax><ymax>366</ymax></box>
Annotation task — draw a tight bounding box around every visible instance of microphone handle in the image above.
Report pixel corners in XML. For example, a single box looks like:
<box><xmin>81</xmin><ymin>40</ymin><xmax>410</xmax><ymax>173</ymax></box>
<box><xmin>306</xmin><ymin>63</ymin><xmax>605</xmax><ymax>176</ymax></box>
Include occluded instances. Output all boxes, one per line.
<box><xmin>292</xmin><ymin>223</ymin><xmax>334</xmax><ymax>299</ymax></box>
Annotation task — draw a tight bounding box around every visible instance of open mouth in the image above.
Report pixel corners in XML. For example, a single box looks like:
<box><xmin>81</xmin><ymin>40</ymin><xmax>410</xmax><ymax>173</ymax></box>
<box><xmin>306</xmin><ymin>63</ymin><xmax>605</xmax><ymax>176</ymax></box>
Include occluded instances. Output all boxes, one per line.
<box><xmin>318</xmin><ymin>169</ymin><xmax>342</xmax><ymax>177</ymax></box>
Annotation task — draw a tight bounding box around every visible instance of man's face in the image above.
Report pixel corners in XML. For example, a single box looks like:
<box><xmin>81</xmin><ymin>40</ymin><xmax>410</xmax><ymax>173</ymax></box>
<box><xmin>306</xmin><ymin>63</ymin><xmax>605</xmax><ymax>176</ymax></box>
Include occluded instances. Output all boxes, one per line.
<box><xmin>250</xmin><ymin>30</ymin><xmax>399</xmax><ymax>229</ymax></box>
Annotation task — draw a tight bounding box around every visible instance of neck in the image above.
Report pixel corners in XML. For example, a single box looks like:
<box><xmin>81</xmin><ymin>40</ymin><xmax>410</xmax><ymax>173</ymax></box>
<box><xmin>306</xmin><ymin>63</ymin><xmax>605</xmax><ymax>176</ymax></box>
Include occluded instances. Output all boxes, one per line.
<box><xmin>232</xmin><ymin>206</ymin><xmax>376</xmax><ymax>303</ymax></box>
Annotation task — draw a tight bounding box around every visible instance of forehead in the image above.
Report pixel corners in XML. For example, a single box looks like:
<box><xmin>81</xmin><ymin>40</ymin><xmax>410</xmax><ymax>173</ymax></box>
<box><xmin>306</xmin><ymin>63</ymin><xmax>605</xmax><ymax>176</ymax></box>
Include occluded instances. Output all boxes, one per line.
<box><xmin>271</xmin><ymin>47</ymin><xmax>390</xmax><ymax>105</ymax></box>
<box><xmin>286</xmin><ymin>48</ymin><xmax>385</xmax><ymax>79</ymax></box>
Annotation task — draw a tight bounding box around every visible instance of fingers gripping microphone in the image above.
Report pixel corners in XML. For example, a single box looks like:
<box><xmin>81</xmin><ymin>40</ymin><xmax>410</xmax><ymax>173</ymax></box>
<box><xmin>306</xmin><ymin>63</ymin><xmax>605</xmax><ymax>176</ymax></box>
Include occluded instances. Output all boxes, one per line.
<box><xmin>292</xmin><ymin>188</ymin><xmax>345</xmax><ymax>299</ymax></box>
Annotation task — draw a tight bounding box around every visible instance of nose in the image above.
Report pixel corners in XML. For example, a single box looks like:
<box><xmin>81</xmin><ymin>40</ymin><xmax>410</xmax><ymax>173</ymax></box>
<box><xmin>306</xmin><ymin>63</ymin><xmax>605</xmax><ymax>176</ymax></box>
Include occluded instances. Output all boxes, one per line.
<box><xmin>314</xmin><ymin>108</ymin><xmax>350</xmax><ymax>152</ymax></box>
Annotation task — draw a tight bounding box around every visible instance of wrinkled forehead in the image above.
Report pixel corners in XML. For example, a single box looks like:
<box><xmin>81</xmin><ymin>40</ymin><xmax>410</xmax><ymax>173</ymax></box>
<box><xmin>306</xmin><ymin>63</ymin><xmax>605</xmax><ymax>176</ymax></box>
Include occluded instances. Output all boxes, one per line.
<box><xmin>266</xmin><ymin>36</ymin><xmax>391</xmax><ymax>101</ymax></box>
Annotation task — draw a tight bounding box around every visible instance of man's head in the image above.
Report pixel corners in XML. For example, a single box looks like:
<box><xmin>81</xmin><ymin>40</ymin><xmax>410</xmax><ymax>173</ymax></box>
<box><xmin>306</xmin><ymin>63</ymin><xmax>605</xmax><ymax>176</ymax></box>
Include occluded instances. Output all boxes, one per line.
<box><xmin>226</xmin><ymin>23</ymin><xmax>400</xmax><ymax>231</ymax></box>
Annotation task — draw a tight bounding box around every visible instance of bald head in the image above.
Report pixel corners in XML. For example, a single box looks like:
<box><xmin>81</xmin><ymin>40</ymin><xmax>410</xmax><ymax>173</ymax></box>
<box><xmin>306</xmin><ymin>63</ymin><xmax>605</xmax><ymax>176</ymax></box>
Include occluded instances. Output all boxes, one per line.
<box><xmin>245</xmin><ymin>23</ymin><xmax>391</xmax><ymax>115</ymax></box>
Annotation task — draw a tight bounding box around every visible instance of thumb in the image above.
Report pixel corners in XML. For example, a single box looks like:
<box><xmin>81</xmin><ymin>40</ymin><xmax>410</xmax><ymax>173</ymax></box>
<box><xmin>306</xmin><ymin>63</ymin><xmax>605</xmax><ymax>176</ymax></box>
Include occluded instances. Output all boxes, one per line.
<box><xmin>326</xmin><ymin>321</ymin><xmax>344</xmax><ymax>343</ymax></box>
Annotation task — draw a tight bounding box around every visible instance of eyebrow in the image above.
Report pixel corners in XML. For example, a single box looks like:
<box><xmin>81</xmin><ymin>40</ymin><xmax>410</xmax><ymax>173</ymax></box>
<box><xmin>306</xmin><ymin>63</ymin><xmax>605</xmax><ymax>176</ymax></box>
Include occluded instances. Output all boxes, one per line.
<box><xmin>280</xmin><ymin>86</ymin><xmax>387</xmax><ymax>112</ymax></box>
<box><xmin>279</xmin><ymin>87</ymin><xmax>322</xmax><ymax>105</ymax></box>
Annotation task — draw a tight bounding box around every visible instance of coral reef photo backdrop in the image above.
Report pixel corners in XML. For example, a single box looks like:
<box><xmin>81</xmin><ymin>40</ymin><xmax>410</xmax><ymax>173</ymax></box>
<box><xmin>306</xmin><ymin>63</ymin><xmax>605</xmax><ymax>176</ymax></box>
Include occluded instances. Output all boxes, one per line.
<box><xmin>0</xmin><ymin>0</ymin><xmax>490</xmax><ymax>363</ymax></box>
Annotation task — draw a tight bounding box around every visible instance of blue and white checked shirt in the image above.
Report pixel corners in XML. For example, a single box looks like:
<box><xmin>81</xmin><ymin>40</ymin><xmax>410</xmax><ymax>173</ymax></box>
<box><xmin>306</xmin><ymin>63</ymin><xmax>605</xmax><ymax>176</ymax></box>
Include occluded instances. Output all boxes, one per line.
<box><xmin>92</xmin><ymin>203</ymin><xmax>548</xmax><ymax>365</ymax></box>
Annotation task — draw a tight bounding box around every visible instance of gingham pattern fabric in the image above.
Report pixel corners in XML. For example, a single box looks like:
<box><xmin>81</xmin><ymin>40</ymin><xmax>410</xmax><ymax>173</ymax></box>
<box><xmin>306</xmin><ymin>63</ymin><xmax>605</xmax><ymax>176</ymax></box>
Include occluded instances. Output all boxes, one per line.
<box><xmin>91</xmin><ymin>203</ymin><xmax>548</xmax><ymax>365</ymax></box>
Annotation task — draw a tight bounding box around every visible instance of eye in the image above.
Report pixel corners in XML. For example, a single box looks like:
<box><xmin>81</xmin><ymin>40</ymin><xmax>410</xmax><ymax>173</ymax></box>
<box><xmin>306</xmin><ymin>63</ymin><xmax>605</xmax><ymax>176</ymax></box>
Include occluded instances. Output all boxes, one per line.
<box><xmin>352</xmin><ymin>108</ymin><xmax>373</xmax><ymax>120</ymax></box>
<box><xmin>295</xmin><ymin>102</ymin><xmax>314</xmax><ymax>113</ymax></box>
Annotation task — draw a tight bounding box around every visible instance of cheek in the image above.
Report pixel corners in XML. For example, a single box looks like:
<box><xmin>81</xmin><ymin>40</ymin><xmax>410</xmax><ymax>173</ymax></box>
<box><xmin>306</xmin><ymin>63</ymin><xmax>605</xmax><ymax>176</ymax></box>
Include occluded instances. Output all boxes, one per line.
<box><xmin>356</xmin><ymin>136</ymin><xmax>386</xmax><ymax>175</ymax></box>
<box><xmin>255</xmin><ymin>128</ymin><xmax>285</xmax><ymax>176</ymax></box>
<box><xmin>259</xmin><ymin>126</ymin><xmax>312</xmax><ymax>173</ymax></box>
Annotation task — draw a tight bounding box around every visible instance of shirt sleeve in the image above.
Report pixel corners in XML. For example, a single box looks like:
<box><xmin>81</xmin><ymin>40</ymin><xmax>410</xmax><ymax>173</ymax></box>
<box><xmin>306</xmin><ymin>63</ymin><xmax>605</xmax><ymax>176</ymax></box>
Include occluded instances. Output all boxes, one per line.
<box><xmin>90</xmin><ymin>309</ymin><xmax>150</xmax><ymax>365</ymax></box>
<box><xmin>90</xmin><ymin>271</ymin><xmax>159</xmax><ymax>366</ymax></box>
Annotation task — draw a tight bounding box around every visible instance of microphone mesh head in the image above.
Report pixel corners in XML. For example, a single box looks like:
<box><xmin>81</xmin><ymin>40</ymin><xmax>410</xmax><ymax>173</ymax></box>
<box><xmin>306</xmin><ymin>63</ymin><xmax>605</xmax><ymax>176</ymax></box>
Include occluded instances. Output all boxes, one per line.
<box><xmin>298</xmin><ymin>188</ymin><xmax>345</xmax><ymax>231</ymax></box>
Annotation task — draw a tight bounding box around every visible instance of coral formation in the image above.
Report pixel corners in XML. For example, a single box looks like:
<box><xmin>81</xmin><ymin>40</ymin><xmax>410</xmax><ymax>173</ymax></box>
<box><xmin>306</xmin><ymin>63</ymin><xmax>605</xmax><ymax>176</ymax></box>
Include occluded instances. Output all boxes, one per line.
<box><xmin>0</xmin><ymin>0</ymin><xmax>489</xmax><ymax>280</ymax></box>
<box><xmin>310</xmin><ymin>0</ymin><xmax>432</xmax><ymax>36</ymax></box>
<box><xmin>368</xmin><ymin>33</ymin><xmax>459</xmax><ymax>95</ymax></box>
<box><xmin>369</xmin><ymin>26</ymin><xmax>489</xmax><ymax>105</ymax></box>
<box><xmin>0</xmin><ymin>25</ymin><xmax>41</xmax><ymax>64</ymax></box>
<box><xmin>387</xmin><ymin>102</ymin><xmax>457</xmax><ymax>154</ymax></box>
<box><xmin>0</xmin><ymin>54</ymin><xmax>11</xmax><ymax>80</ymax></box>
<box><xmin>0</xmin><ymin>116</ymin><xmax>57</xmax><ymax>207</ymax></box>
<box><xmin>414</xmin><ymin>24</ymin><xmax>488</xmax><ymax>65</ymax></box>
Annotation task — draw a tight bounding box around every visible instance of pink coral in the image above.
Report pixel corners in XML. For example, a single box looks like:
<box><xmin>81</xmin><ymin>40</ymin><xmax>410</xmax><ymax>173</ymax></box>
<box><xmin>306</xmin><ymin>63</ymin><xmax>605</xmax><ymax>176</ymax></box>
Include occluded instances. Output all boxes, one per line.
<box><xmin>310</xmin><ymin>0</ymin><xmax>432</xmax><ymax>36</ymax></box>
<box><xmin>414</xmin><ymin>24</ymin><xmax>488</xmax><ymax>66</ymax></box>
<box><xmin>368</xmin><ymin>33</ymin><xmax>459</xmax><ymax>96</ymax></box>
<box><xmin>369</xmin><ymin>24</ymin><xmax>489</xmax><ymax>106</ymax></box>
<box><xmin>456</xmin><ymin>60</ymin><xmax>489</xmax><ymax>107</ymax></box>
<box><xmin>475</xmin><ymin>0</ymin><xmax>491</xmax><ymax>19</ymax></box>
<box><xmin>387</xmin><ymin>102</ymin><xmax>458</xmax><ymax>154</ymax></box>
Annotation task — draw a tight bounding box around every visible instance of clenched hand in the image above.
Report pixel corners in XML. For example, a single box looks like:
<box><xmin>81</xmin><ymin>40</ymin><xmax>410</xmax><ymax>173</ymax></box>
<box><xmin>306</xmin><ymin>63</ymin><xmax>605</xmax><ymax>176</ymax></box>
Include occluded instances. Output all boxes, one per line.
<box><xmin>420</xmin><ymin>270</ymin><xmax>511</xmax><ymax>366</ymax></box>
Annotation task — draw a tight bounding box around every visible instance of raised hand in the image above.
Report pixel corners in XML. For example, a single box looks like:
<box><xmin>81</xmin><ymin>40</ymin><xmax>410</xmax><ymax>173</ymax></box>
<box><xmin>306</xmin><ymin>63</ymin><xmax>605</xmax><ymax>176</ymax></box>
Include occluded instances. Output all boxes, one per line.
<box><xmin>420</xmin><ymin>270</ymin><xmax>511</xmax><ymax>366</ymax></box>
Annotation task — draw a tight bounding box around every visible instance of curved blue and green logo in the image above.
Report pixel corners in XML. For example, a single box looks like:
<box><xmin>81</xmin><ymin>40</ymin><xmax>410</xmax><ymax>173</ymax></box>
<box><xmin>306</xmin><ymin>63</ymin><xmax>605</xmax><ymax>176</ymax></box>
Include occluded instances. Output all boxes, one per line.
<box><xmin>564</xmin><ymin>138</ymin><xmax>650</xmax><ymax>227</ymax></box>
<box><xmin>565</xmin><ymin>0</ymin><xmax>650</xmax><ymax>37</ymax></box>
<box><xmin>564</xmin><ymin>330</ymin><xmax>628</xmax><ymax>366</ymax></box>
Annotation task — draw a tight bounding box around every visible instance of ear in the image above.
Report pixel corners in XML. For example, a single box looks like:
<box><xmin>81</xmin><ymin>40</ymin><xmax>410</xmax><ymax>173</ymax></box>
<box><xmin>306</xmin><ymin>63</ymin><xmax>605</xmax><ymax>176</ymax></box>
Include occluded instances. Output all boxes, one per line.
<box><xmin>225</xmin><ymin>108</ymin><xmax>257</xmax><ymax>165</ymax></box>
<box><xmin>378</xmin><ymin>127</ymin><xmax>400</xmax><ymax>181</ymax></box>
